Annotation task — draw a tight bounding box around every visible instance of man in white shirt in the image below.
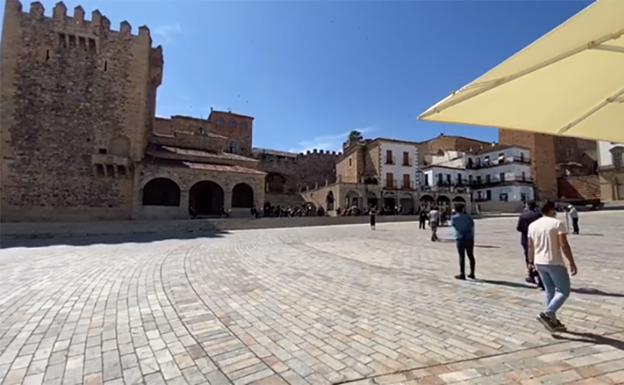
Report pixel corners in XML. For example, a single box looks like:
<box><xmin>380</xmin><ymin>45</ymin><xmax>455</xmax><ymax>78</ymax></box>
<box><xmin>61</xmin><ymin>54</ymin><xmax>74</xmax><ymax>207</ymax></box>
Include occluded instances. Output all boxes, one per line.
<box><xmin>429</xmin><ymin>207</ymin><xmax>440</xmax><ymax>242</ymax></box>
<box><xmin>528</xmin><ymin>201</ymin><xmax>578</xmax><ymax>332</ymax></box>
<box><xmin>567</xmin><ymin>204</ymin><xmax>579</xmax><ymax>234</ymax></box>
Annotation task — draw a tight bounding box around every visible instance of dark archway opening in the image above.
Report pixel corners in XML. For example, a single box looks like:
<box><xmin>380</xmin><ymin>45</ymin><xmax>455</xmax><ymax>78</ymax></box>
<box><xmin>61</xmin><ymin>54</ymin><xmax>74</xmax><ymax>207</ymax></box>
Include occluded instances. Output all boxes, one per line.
<box><xmin>142</xmin><ymin>178</ymin><xmax>180</xmax><ymax>206</ymax></box>
<box><xmin>232</xmin><ymin>183</ymin><xmax>254</xmax><ymax>208</ymax></box>
<box><xmin>326</xmin><ymin>191</ymin><xmax>335</xmax><ymax>211</ymax></box>
<box><xmin>189</xmin><ymin>181</ymin><xmax>224</xmax><ymax>216</ymax></box>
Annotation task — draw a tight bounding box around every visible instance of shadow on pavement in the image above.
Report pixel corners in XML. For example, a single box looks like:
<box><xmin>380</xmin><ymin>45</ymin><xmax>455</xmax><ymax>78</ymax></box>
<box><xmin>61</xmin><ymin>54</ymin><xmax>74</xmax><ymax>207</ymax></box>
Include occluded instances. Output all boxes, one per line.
<box><xmin>0</xmin><ymin>230</ymin><xmax>230</xmax><ymax>249</ymax></box>
<box><xmin>477</xmin><ymin>279</ymin><xmax>624</xmax><ymax>298</ymax></box>
<box><xmin>552</xmin><ymin>331</ymin><xmax>624</xmax><ymax>351</ymax></box>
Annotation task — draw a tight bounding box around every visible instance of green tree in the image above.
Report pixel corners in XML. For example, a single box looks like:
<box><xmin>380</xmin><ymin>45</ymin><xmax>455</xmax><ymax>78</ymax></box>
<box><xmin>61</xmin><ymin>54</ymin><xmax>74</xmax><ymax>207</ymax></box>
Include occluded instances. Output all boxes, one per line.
<box><xmin>344</xmin><ymin>130</ymin><xmax>363</xmax><ymax>149</ymax></box>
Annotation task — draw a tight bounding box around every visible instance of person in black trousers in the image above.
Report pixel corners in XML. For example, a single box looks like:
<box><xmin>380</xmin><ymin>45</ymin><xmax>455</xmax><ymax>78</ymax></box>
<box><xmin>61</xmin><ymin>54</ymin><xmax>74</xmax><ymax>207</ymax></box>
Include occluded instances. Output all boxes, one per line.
<box><xmin>419</xmin><ymin>209</ymin><xmax>427</xmax><ymax>229</ymax></box>
<box><xmin>450</xmin><ymin>204</ymin><xmax>475</xmax><ymax>280</ymax></box>
<box><xmin>369</xmin><ymin>207</ymin><xmax>377</xmax><ymax>231</ymax></box>
<box><xmin>517</xmin><ymin>201</ymin><xmax>544</xmax><ymax>289</ymax></box>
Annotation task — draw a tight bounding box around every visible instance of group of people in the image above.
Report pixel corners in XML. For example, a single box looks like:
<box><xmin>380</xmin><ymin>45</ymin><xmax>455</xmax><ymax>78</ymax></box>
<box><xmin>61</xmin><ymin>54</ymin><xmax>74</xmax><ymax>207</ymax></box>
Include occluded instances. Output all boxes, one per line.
<box><xmin>258</xmin><ymin>203</ymin><xmax>322</xmax><ymax>218</ymax></box>
<box><xmin>381</xmin><ymin>200</ymin><xmax>580</xmax><ymax>333</ymax></box>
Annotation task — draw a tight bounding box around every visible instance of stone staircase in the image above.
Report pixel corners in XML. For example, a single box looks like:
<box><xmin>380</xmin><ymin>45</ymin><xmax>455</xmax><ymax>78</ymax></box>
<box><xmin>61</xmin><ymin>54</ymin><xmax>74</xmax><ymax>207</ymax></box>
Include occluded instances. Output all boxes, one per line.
<box><xmin>265</xmin><ymin>192</ymin><xmax>307</xmax><ymax>208</ymax></box>
<box><xmin>557</xmin><ymin>175</ymin><xmax>600</xmax><ymax>202</ymax></box>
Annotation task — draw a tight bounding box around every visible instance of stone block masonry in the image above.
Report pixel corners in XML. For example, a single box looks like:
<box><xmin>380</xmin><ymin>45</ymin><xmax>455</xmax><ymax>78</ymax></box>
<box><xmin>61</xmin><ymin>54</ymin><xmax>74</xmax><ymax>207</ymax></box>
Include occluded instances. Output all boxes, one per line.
<box><xmin>1</xmin><ymin>0</ymin><xmax>162</xmax><ymax>221</ymax></box>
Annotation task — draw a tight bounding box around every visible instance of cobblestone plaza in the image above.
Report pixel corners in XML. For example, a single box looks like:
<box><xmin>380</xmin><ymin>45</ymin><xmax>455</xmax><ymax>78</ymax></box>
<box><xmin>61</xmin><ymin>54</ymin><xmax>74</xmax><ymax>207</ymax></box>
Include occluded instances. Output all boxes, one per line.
<box><xmin>1</xmin><ymin>212</ymin><xmax>623</xmax><ymax>385</ymax></box>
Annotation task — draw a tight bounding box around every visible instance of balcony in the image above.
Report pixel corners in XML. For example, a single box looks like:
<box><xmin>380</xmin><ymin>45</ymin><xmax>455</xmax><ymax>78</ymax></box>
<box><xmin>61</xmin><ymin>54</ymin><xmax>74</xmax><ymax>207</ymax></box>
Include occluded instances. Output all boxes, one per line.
<box><xmin>471</xmin><ymin>176</ymin><xmax>534</xmax><ymax>188</ymax></box>
<box><xmin>467</xmin><ymin>156</ymin><xmax>531</xmax><ymax>169</ymax></box>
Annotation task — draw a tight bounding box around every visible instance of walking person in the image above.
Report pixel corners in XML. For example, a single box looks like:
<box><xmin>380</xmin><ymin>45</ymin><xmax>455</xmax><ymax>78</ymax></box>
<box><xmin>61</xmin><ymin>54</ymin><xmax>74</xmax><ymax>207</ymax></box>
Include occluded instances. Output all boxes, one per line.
<box><xmin>419</xmin><ymin>209</ymin><xmax>427</xmax><ymax>230</ymax></box>
<box><xmin>528</xmin><ymin>201</ymin><xmax>578</xmax><ymax>332</ymax></box>
<box><xmin>429</xmin><ymin>206</ymin><xmax>440</xmax><ymax>242</ymax></box>
<box><xmin>516</xmin><ymin>201</ymin><xmax>543</xmax><ymax>289</ymax></box>
<box><xmin>567</xmin><ymin>204</ymin><xmax>579</xmax><ymax>234</ymax></box>
<box><xmin>451</xmin><ymin>204</ymin><xmax>475</xmax><ymax>280</ymax></box>
<box><xmin>369</xmin><ymin>207</ymin><xmax>377</xmax><ymax>231</ymax></box>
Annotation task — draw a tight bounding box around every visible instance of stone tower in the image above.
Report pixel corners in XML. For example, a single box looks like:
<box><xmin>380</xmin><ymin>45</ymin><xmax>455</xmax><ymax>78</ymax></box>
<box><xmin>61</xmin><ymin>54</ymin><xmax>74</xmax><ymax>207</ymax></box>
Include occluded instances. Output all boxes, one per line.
<box><xmin>1</xmin><ymin>1</ymin><xmax>163</xmax><ymax>221</ymax></box>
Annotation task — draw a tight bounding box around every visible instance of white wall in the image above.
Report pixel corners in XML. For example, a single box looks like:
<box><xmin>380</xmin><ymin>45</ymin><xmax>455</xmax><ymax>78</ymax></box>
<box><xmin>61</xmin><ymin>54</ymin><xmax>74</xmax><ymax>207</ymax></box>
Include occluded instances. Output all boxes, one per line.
<box><xmin>598</xmin><ymin>141</ymin><xmax>624</xmax><ymax>167</ymax></box>
<box><xmin>474</xmin><ymin>185</ymin><xmax>534</xmax><ymax>202</ymax></box>
<box><xmin>468</xmin><ymin>147</ymin><xmax>530</xmax><ymax>167</ymax></box>
<box><xmin>379</xmin><ymin>142</ymin><xmax>420</xmax><ymax>188</ymax></box>
<box><xmin>473</xmin><ymin>163</ymin><xmax>532</xmax><ymax>182</ymax></box>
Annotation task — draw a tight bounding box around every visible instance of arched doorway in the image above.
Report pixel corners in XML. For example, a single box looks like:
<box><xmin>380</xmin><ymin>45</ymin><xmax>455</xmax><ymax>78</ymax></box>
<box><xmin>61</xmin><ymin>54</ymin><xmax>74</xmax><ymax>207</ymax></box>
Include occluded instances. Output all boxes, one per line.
<box><xmin>326</xmin><ymin>191</ymin><xmax>335</xmax><ymax>211</ymax></box>
<box><xmin>189</xmin><ymin>181</ymin><xmax>224</xmax><ymax>216</ymax></box>
<box><xmin>345</xmin><ymin>191</ymin><xmax>360</xmax><ymax>208</ymax></box>
<box><xmin>419</xmin><ymin>194</ymin><xmax>434</xmax><ymax>211</ymax></box>
<box><xmin>452</xmin><ymin>196</ymin><xmax>467</xmax><ymax>210</ymax></box>
<box><xmin>266</xmin><ymin>173</ymin><xmax>286</xmax><ymax>193</ymax></box>
<box><xmin>142</xmin><ymin>178</ymin><xmax>180</xmax><ymax>206</ymax></box>
<box><xmin>437</xmin><ymin>195</ymin><xmax>451</xmax><ymax>212</ymax></box>
<box><xmin>232</xmin><ymin>183</ymin><xmax>254</xmax><ymax>208</ymax></box>
<box><xmin>366</xmin><ymin>192</ymin><xmax>378</xmax><ymax>209</ymax></box>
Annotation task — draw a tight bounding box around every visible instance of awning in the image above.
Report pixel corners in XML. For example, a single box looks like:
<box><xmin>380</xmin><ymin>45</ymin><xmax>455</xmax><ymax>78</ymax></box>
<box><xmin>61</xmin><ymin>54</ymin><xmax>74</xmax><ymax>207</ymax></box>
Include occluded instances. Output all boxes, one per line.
<box><xmin>419</xmin><ymin>0</ymin><xmax>624</xmax><ymax>143</ymax></box>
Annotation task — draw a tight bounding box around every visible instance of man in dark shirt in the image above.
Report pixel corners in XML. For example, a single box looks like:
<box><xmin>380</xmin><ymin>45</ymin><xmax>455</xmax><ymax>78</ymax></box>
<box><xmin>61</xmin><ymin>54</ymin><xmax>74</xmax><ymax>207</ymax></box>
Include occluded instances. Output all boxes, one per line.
<box><xmin>517</xmin><ymin>201</ymin><xmax>543</xmax><ymax>288</ymax></box>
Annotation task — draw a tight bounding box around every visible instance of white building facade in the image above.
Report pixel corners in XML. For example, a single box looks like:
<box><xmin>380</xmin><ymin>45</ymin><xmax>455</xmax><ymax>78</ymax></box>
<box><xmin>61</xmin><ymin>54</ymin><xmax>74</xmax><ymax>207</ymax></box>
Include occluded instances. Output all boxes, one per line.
<box><xmin>422</xmin><ymin>145</ymin><xmax>534</xmax><ymax>208</ymax></box>
<box><xmin>378</xmin><ymin>140</ymin><xmax>420</xmax><ymax>190</ymax></box>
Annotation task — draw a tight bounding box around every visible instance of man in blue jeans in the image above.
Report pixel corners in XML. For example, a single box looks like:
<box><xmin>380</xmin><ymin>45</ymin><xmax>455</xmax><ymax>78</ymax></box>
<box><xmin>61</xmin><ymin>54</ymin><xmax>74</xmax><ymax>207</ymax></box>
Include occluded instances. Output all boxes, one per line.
<box><xmin>528</xmin><ymin>201</ymin><xmax>578</xmax><ymax>332</ymax></box>
<box><xmin>451</xmin><ymin>204</ymin><xmax>475</xmax><ymax>280</ymax></box>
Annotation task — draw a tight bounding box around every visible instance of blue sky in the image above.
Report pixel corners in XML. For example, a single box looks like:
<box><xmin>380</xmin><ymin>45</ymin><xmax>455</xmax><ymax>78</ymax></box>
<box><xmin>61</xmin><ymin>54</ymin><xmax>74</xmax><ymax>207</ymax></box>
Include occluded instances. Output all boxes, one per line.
<box><xmin>1</xmin><ymin>0</ymin><xmax>591</xmax><ymax>152</ymax></box>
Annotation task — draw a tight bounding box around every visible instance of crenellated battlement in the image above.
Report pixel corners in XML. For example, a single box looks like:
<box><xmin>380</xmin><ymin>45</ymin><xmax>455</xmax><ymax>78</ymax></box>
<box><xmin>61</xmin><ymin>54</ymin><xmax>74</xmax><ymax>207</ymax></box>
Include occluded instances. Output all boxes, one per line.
<box><xmin>297</xmin><ymin>149</ymin><xmax>341</xmax><ymax>160</ymax></box>
<box><xmin>5</xmin><ymin>0</ymin><xmax>152</xmax><ymax>41</ymax></box>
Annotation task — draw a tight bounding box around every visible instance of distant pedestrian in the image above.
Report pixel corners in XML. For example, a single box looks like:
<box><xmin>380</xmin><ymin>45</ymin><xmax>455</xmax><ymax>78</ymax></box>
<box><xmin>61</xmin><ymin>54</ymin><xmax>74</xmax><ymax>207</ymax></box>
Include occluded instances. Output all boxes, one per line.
<box><xmin>528</xmin><ymin>201</ymin><xmax>578</xmax><ymax>332</ymax></box>
<box><xmin>516</xmin><ymin>201</ymin><xmax>543</xmax><ymax>289</ymax></box>
<box><xmin>419</xmin><ymin>209</ymin><xmax>427</xmax><ymax>230</ymax></box>
<box><xmin>429</xmin><ymin>206</ymin><xmax>440</xmax><ymax>242</ymax></box>
<box><xmin>567</xmin><ymin>205</ymin><xmax>579</xmax><ymax>234</ymax></box>
<box><xmin>369</xmin><ymin>207</ymin><xmax>377</xmax><ymax>231</ymax></box>
<box><xmin>451</xmin><ymin>204</ymin><xmax>475</xmax><ymax>280</ymax></box>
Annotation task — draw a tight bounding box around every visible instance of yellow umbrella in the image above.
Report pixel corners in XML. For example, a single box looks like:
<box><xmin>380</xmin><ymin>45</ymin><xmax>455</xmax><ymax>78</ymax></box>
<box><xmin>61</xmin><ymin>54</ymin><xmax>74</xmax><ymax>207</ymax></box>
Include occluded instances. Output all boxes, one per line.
<box><xmin>419</xmin><ymin>0</ymin><xmax>624</xmax><ymax>143</ymax></box>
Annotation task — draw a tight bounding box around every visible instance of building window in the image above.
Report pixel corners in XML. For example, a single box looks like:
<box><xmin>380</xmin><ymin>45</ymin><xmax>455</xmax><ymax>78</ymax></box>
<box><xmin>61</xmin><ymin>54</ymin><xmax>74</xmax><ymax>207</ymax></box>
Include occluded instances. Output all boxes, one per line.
<box><xmin>484</xmin><ymin>156</ymin><xmax>490</xmax><ymax>165</ymax></box>
<box><xmin>386</xmin><ymin>173</ymin><xmax>394</xmax><ymax>188</ymax></box>
<box><xmin>498</xmin><ymin>153</ymin><xmax>505</xmax><ymax>163</ymax></box>
<box><xmin>215</xmin><ymin>117</ymin><xmax>225</xmax><ymax>126</ymax></box>
<box><xmin>240</xmin><ymin>122</ymin><xmax>248</xmax><ymax>129</ymax></box>
<box><xmin>228</xmin><ymin>142</ymin><xmax>241</xmax><ymax>154</ymax></box>
<box><xmin>520</xmin><ymin>152</ymin><xmax>525</xmax><ymax>162</ymax></box>
<box><xmin>457</xmin><ymin>173</ymin><xmax>462</xmax><ymax>185</ymax></box>
<box><xmin>229</xmin><ymin>120</ymin><xmax>237</xmax><ymax>128</ymax></box>
<box><xmin>403</xmin><ymin>174</ymin><xmax>410</xmax><ymax>189</ymax></box>
<box><xmin>386</xmin><ymin>150</ymin><xmax>393</xmax><ymax>164</ymax></box>
<box><xmin>468</xmin><ymin>175</ymin><xmax>473</xmax><ymax>185</ymax></box>
<box><xmin>500</xmin><ymin>172</ymin><xmax>505</xmax><ymax>182</ymax></box>
<box><xmin>499</xmin><ymin>193</ymin><xmax>508</xmax><ymax>202</ymax></box>
<box><xmin>476</xmin><ymin>175</ymin><xmax>482</xmax><ymax>185</ymax></box>
<box><xmin>476</xmin><ymin>157</ymin><xmax>481</xmax><ymax>166</ymax></box>
<box><xmin>402</xmin><ymin>152</ymin><xmax>410</xmax><ymax>166</ymax></box>
<box><xmin>486</xmin><ymin>190</ymin><xmax>492</xmax><ymax>201</ymax></box>
<box><xmin>521</xmin><ymin>192</ymin><xmax>527</xmax><ymax>202</ymax></box>
<box><xmin>348</xmin><ymin>157</ymin><xmax>352</xmax><ymax>167</ymax></box>
<box><xmin>522</xmin><ymin>171</ymin><xmax>526</xmax><ymax>181</ymax></box>
<box><xmin>446</xmin><ymin>174</ymin><xmax>451</xmax><ymax>185</ymax></box>
<box><xmin>424</xmin><ymin>174</ymin><xmax>429</xmax><ymax>186</ymax></box>
<box><xmin>437</xmin><ymin>174</ymin><xmax>443</xmax><ymax>186</ymax></box>
<box><xmin>613</xmin><ymin>150</ymin><xmax>623</xmax><ymax>168</ymax></box>
<box><xmin>486</xmin><ymin>175</ymin><xmax>491</xmax><ymax>184</ymax></box>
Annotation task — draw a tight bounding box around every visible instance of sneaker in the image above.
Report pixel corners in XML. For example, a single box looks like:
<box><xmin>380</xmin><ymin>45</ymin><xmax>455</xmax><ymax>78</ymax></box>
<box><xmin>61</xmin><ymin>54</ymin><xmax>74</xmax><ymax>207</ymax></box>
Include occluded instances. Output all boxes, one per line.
<box><xmin>552</xmin><ymin>318</ymin><xmax>567</xmax><ymax>332</ymax></box>
<box><xmin>525</xmin><ymin>277</ymin><xmax>534</xmax><ymax>284</ymax></box>
<box><xmin>536</xmin><ymin>312</ymin><xmax>557</xmax><ymax>332</ymax></box>
<box><xmin>467</xmin><ymin>273</ymin><xmax>476</xmax><ymax>279</ymax></box>
<box><xmin>454</xmin><ymin>274</ymin><xmax>466</xmax><ymax>280</ymax></box>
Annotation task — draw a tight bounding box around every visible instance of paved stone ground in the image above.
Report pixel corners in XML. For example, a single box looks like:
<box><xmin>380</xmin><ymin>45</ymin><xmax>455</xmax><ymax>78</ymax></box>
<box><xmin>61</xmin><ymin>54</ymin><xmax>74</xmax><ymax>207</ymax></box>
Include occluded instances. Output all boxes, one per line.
<box><xmin>1</xmin><ymin>211</ymin><xmax>623</xmax><ymax>385</ymax></box>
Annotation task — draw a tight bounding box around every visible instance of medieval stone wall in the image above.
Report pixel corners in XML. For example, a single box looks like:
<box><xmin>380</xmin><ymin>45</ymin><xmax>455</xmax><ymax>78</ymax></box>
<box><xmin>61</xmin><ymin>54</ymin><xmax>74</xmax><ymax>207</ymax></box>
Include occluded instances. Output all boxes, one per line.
<box><xmin>1</xmin><ymin>1</ymin><xmax>160</xmax><ymax>221</ymax></box>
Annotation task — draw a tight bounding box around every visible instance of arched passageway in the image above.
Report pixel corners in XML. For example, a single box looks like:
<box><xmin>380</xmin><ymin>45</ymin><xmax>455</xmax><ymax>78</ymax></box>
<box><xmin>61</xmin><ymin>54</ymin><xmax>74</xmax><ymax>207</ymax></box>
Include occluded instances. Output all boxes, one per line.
<box><xmin>189</xmin><ymin>181</ymin><xmax>224</xmax><ymax>216</ymax></box>
<box><xmin>232</xmin><ymin>183</ymin><xmax>254</xmax><ymax>208</ymax></box>
<box><xmin>326</xmin><ymin>191</ymin><xmax>335</xmax><ymax>211</ymax></box>
<box><xmin>142</xmin><ymin>178</ymin><xmax>180</xmax><ymax>206</ymax></box>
